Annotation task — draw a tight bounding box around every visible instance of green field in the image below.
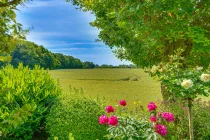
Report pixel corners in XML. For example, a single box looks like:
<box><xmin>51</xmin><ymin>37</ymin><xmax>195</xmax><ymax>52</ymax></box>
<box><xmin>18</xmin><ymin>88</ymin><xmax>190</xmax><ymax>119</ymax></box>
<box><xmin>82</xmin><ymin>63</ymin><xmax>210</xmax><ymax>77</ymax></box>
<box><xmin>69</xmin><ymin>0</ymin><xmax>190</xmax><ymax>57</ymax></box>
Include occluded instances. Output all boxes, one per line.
<box><xmin>50</xmin><ymin>68</ymin><xmax>162</xmax><ymax>108</ymax></box>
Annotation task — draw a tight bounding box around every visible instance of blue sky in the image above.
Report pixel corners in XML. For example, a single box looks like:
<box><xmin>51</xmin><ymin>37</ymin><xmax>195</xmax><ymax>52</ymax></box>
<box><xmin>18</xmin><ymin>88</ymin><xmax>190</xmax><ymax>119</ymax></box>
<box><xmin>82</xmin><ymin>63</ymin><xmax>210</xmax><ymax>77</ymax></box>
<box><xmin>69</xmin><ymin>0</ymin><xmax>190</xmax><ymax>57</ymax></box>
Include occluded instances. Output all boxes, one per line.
<box><xmin>16</xmin><ymin>0</ymin><xmax>132</xmax><ymax>65</ymax></box>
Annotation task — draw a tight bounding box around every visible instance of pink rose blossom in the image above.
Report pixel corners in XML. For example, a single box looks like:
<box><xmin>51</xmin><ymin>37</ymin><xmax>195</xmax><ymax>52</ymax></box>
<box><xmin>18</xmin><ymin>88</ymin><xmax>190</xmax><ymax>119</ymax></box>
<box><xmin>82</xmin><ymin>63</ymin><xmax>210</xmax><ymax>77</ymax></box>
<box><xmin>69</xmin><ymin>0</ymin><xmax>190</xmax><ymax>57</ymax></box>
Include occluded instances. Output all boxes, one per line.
<box><xmin>148</xmin><ymin>102</ymin><xmax>157</xmax><ymax>111</ymax></box>
<box><xmin>155</xmin><ymin>124</ymin><xmax>168</xmax><ymax>136</ymax></box>
<box><xmin>149</xmin><ymin>116</ymin><xmax>157</xmax><ymax>122</ymax></box>
<box><xmin>162</xmin><ymin>112</ymin><xmax>175</xmax><ymax>122</ymax></box>
<box><xmin>98</xmin><ymin>115</ymin><xmax>108</xmax><ymax>125</ymax></box>
<box><xmin>106</xmin><ymin>106</ymin><xmax>115</xmax><ymax>113</ymax></box>
<box><xmin>119</xmin><ymin>100</ymin><xmax>127</xmax><ymax>106</ymax></box>
<box><xmin>108</xmin><ymin>116</ymin><xmax>118</xmax><ymax>126</ymax></box>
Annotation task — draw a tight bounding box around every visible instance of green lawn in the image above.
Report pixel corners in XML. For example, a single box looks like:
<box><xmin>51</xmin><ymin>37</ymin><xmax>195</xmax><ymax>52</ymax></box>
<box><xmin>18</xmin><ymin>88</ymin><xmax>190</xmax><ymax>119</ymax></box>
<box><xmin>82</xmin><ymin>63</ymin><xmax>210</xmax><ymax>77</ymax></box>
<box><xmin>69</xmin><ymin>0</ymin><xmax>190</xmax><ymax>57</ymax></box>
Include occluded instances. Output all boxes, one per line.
<box><xmin>49</xmin><ymin>68</ymin><xmax>162</xmax><ymax>108</ymax></box>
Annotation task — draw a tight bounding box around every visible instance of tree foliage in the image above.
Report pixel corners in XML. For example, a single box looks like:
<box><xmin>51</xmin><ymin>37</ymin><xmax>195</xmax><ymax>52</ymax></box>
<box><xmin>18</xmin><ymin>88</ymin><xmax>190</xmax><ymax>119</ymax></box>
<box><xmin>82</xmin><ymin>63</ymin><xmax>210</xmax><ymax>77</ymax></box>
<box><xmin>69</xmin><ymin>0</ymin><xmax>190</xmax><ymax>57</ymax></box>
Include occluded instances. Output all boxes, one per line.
<box><xmin>69</xmin><ymin>0</ymin><xmax>210</xmax><ymax>67</ymax></box>
<box><xmin>6</xmin><ymin>41</ymin><xmax>95</xmax><ymax>69</ymax></box>
<box><xmin>0</xmin><ymin>0</ymin><xmax>29</xmax><ymax>8</ymax></box>
<box><xmin>0</xmin><ymin>41</ymin><xmax>138</xmax><ymax>69</ymax></box>
<box><xmin>0</xmin><ymin>0</ymin><xmax>29</xmax><ymax>60</ymax></box>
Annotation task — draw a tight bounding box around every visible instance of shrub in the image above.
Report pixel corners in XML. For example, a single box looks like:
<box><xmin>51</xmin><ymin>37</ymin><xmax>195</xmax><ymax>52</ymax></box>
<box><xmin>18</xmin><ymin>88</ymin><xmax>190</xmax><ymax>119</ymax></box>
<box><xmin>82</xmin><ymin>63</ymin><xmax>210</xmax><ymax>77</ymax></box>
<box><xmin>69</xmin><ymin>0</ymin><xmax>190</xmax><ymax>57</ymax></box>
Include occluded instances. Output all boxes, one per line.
<box><xmin>158</xmin><ymin>99</ymin><xmax>210</xmax><ymax>139</ymax></box>
<box><xmin>46</xmin><ymin>88</ymin><xmax>108</xmax><ymax>140</ymax></box>
<box><xmin>106</xmin><ymin>116</ymin><xmax>151</xmax><ymax>140</ymax></box>
<box><xmin>104</xmin><ymin>101</ymin><xmax>176</xmax><ymax>139</ymax></box>
<box><xmin>0</xmin><ymin>64</ymin><xmax>61</xmax><ymax>139</ymax></box>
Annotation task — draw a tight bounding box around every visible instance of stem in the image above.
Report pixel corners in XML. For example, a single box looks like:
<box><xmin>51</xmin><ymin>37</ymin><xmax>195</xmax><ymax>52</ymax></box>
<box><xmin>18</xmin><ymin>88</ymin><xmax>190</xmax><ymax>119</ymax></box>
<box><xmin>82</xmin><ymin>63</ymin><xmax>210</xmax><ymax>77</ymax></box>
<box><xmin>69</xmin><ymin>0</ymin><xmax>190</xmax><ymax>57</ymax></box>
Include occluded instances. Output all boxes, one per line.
<box><xmin>188</xmin><ymin>98</ymin><xmax>194</xmax><ymax>140</ymax></box>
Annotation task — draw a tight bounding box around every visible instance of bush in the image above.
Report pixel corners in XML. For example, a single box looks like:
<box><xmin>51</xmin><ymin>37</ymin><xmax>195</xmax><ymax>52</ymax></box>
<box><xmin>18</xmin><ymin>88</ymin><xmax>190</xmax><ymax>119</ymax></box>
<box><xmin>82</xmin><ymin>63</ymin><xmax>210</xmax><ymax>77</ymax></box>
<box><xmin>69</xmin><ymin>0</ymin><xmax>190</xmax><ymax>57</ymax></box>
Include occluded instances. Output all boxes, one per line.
<box><xmin>0</xmin><ymin>64</ymin><xmax>61</xmax><ymax>139</ymax></box>
<box><xmin>103</xmin><ymin>101</ymin><xmax>175</xmax><ymax>140</ymax></box>
<box><xmin>46</xmin><ymin>88</ymin><xmax>108</xmax><ymax>140</ymax></box>
<box><xmin>158</xmin><ymin>99</ymin><xmax>210</xmax><ymax>139</ymax></box>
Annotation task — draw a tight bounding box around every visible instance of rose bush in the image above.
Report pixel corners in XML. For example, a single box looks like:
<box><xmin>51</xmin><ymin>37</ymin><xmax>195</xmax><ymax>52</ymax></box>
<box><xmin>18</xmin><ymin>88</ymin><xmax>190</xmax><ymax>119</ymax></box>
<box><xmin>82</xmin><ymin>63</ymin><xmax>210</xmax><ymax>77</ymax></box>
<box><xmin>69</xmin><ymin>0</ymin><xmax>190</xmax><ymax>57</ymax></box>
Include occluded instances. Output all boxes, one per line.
<box><xmin>157</xmin><ymin>99</ymin><xmax>210</xmax><ymax>139</ymax></box>
<box><xmin>149</xmin><ymin>49</ymin><xmax>210</xmax><ymax>139</ymax></box>
<box><xmin>99</xmin><ymin>100</ymin><xmax>174</xmax><ymax>139</ymax></box>
<box><xmin>148</xmin><ymin>102</ymin><xmax>174</xmax><ymax>137</ymax></box>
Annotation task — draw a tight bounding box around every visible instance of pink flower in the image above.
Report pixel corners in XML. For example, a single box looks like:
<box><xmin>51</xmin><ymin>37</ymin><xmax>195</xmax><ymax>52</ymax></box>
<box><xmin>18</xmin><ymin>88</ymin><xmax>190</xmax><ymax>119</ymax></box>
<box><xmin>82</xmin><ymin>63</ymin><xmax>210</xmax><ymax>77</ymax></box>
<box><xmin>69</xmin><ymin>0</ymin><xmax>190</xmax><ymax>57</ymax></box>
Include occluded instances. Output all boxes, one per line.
<box><xmin>162</xmin><ymin>112</ymin><xmax>175</xmax><ymax>122</ymax></box>
<box><xmin>119</xmin><ymin>100</ymin><xmax>127</xmax><ymax>106</ymax></box>
<box><xmin>108</xmin><ymin>116</ymin><xmax>118</xmax><ymax>126</ymax></box>
<box><xmin>148</xmin><ymin>102</ymin><xmax>157</xmax><ymax>112</ymax></box>
<box><xmin>155</xmin><ymin>124</ymin><xmax>168</xmax><ymax>136</ymax></box>
<box><xmin>106</xmin><ymin>106</ymin><xmax>114</xmax><ymax>113</ymax></box>
<box><xmin>98</xmin><ymin>115</ymin><xmax>108</xmax><ymax>125</ymax></box>
<box><xmin>150</xmin><ymin>116</ymin><xmax>157</xmax><ymax>122</ymax></box>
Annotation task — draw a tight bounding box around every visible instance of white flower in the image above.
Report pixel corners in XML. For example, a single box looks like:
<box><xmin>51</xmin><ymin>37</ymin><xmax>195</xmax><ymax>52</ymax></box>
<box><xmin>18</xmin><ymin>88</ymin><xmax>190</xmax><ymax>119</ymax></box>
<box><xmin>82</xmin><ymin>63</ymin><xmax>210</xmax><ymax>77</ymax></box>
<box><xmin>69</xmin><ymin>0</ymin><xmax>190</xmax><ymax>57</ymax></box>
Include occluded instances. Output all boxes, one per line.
<box><xmin>151</xmin><ymin>65</ymin><xmax>159</xmax><ymax>74</ymax></box>
<box><xmin>181</xmin><ymin>79</ymin><xmax>193</xmax><ymax>89</ymax></box>
<box><xmin>200</xmin><ymin>74</ymin><xmax>210</xmax><ymax>82</ymax></box>
<box><xmin>196</xmin><ymin>66</ymin><xmax>203</xmax><ymax>71</ymax></box>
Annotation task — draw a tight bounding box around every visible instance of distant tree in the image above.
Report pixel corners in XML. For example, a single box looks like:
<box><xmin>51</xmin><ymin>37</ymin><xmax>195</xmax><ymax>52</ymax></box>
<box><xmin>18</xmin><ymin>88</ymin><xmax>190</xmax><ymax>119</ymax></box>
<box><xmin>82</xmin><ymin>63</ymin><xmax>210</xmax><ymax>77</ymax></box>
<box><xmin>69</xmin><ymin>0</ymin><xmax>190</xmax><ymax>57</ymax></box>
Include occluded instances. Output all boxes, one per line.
<box><xmin>100</xmin><ymin>64</ymin><xmax>109</xmax><ymax>68</ymax></box>
<box><xmin>95</xmin><ymin>64</ymin><xmax>99</xmax><ymax>68</ymax></box>
<box><xmin>74</xmin><ymin>58</ymin><xmax>84</xmax><ymax>68</ymax></box>
<box><xmin>55</xmin><ymin>53</ymin><xmax>68</xmax><ymax>69</ymax></box>
<box><xmin>83</xmin><ymin>61</ymin><xmax>95</xmax><ymax>69</ymax></box>
<box><xmin>9</xmin><ymin>41</ymin><xmax>88</xmax><ymax>69</ymax></box>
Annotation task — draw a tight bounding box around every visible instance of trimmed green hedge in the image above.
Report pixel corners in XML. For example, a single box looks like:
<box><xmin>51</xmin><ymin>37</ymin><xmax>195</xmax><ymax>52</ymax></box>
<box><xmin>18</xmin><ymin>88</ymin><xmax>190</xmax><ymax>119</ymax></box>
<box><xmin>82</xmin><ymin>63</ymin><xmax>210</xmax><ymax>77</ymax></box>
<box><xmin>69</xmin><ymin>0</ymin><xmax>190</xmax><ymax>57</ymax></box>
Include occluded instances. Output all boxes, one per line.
<box><xmin>0</xmin><ymin>64</ymin><xmax>61</xmax><ymax>139</ymax></box>
<box><xmin>46</xmin><ymin>89</ymin><xmax>108</xmax><ymax>140</ymax></box>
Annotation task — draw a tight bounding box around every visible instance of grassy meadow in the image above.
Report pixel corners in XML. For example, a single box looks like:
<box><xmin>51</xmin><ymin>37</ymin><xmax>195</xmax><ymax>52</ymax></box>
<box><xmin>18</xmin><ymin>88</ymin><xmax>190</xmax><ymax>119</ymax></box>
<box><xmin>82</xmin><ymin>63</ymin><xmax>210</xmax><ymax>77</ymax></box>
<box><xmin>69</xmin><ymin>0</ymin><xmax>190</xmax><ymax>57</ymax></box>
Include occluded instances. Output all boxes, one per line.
<box><xmin>50</xmin><ymin>68</ymin><xmax>162</xmax><ymax>108</ymax></box>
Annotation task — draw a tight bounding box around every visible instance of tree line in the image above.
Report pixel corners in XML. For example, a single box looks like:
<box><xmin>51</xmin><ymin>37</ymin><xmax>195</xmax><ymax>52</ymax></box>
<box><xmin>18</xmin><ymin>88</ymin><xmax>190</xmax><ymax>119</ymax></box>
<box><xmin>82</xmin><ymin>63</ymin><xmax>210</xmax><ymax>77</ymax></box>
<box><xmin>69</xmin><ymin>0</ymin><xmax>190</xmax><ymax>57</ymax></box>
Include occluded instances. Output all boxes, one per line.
<box><xmin>0</xmin><ymin>40</ymin><xmax>135</xmax><ymax>69</ymax></box>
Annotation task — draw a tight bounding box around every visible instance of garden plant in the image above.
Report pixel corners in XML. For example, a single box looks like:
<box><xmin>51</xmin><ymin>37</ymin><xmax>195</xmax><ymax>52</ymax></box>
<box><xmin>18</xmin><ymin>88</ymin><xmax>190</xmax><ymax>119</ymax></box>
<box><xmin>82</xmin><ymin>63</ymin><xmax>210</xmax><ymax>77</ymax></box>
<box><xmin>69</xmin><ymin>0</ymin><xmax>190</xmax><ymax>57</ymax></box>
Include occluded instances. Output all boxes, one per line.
<box><xmin>0</xmin><ymin>64</ymin><xmax>61</xmax><ymax>139</ymax></box>
<box><xmin>46</xmin><ymin>87</ymin><xmax>107</xmax><ymax>140</ymax></box>
<box><xmin>99</xmin><ymin>100</ymin><xmax>175</xmax><ymax>139</ymax></box>
<box><xmin>149</xmin><ymin>49</ymin><xmax>210</xmax><ymax>139</ymax></box>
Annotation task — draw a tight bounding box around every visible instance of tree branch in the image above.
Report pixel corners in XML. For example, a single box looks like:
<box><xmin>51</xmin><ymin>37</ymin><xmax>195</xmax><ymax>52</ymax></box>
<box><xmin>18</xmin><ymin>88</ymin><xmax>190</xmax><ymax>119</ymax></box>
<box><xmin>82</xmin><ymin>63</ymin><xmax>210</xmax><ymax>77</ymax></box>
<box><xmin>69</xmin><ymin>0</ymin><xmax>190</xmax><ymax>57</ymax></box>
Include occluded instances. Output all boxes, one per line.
<box><xmin>0</xmin><ymin>0</ymin><xmax>22</xmax><ymax>8</ymax></box>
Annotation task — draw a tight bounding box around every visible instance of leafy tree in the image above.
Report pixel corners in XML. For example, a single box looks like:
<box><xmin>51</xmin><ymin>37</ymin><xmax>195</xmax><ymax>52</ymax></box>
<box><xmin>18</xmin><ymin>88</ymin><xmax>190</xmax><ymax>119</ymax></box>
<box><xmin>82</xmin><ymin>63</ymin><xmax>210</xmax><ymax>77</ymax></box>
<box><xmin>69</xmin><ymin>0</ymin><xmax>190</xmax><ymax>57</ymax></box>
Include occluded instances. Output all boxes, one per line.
<box><xmin>0</xmin><ymin>0</ymin><xmax>29</xmax><ymax>63</ymax></box>
<box><xmin>69</xmin><ymin>0</ymin><xmax>210</xmax><ymax>101</ymax></box>
<box><xmin>11</xmin><ymin>41</ymin><xmax>57</xmax><ymax>69</ymax></box>
<box><xmin>69</xmin><ymin>0</ymin><xmax>210</xmax><ymax>68</ymax></box>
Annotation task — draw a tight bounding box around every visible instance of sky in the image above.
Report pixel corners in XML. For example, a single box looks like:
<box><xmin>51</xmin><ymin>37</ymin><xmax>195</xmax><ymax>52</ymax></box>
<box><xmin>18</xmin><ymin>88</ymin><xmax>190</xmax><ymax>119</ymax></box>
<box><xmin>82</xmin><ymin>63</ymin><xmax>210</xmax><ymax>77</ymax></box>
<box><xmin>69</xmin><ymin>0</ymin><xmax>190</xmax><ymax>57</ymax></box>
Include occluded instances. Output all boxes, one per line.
<box><xmin>16</xmin><ymin>0</ymin><xmax>132</xmax><ymax>65</ymax></box>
